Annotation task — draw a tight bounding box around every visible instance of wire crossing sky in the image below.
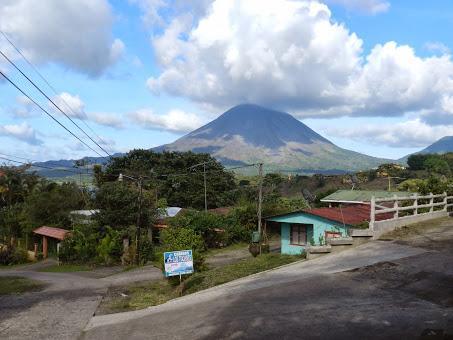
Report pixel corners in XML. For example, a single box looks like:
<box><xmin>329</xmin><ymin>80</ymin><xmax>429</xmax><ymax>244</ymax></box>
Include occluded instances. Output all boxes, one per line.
<box><xmin>1</xmin><ymin>0</ymin><xmax>453</xmax><ymax>162</ymax></box>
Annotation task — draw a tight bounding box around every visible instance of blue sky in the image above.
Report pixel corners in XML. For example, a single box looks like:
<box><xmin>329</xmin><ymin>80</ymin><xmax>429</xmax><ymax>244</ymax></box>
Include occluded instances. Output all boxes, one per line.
<box><xmin>1</xmin><ymin>0</ymin><xmax>453</xmax><ymax>162</ymax></box>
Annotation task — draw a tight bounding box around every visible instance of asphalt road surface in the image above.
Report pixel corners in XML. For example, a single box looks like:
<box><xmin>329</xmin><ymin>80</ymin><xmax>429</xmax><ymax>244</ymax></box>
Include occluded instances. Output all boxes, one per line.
<box><xmin>83</xmin><ymin>222</ymin><xmax>453</xmax><ymax>340</ymax></box>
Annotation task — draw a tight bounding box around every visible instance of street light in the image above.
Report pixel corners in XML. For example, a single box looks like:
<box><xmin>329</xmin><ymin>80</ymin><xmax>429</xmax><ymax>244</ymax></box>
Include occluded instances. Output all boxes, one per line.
<box><xmin>118</xmin><ymin>173</ymin><xmax>144</xmax><ymax>265</ymax></box>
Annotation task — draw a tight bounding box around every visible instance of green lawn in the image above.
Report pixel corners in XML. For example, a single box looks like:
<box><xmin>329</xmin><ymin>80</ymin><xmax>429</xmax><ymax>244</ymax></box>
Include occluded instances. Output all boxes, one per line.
<box><xmin>205</xmin><ymin>242</ymin><xmax>248</xmax><ymax>256</ymax></box>
<box><xmin>38</xmin><ymin>264</ymin><xmax>92</xmax><ymax>273</ymax></box>
<box><xmin>0</xmin><ymin>276</ymin><xmax>45</xmax><ymax>295</ymax></box>
<box><xmin>99</xmin><ymin>253</ymin><xmax>302</xmax><ymax>314</ymax></box>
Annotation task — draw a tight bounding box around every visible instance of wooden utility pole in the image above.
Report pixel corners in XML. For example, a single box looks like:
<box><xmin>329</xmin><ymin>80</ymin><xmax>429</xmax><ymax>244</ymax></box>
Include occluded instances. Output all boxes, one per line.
<box><xmin>135</xmin><ymin>177</ymin><xmax>143</xmax><ymax>265</ymax></box>
<box><xmin>257</xmin><ymin>163</ymin><xmax>263</xmax><ymax>238</ymax></box>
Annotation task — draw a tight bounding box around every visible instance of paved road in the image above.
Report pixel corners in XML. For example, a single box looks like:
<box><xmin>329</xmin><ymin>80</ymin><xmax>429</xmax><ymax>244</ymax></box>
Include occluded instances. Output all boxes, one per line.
<box><xmin>82</xmin><ymin>237</ymin><xmax>453</xmax><ymax>340</ymax></box>
<box><xmin>0</xmin><ymin>263</ymin><xmax>162</xmax><ymax>340</ymax></box>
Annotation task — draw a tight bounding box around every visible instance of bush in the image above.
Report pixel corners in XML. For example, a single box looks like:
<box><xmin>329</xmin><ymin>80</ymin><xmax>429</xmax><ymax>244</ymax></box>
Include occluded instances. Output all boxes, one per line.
<box><xmin>160</xmin><ymin>227</ymin><xmax>206</xmax><ymax>271</ymax></box>
<box><xmin>139</xmin><ymin>238</ymin><xmax>154</xmax><ymax>264</ymax></box>
<box><xmin>0</xmin><ymin>245</ymin><xmax>28</xmax><ymax>265</ymax></box>
<box><xmin>59</xmin><ymin>224</ymin><xmax>99</xmax><ymax>264</ymax></box>
<box><xmin>96</xmin><ymin>227</ymin><xmax>122</xmax><ymax>265</ymax></box>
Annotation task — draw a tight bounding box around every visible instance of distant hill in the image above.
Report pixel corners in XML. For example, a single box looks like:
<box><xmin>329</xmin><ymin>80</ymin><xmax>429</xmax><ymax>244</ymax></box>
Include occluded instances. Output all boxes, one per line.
<box><xmin>157</xmin><ymin>104</ymin><xmax>390</xmax><ymax>173</ymax></box>
<box><xmin>401</xmin><ymin>136</ymin><xmax>453</xmax><ymax>162</ymax></box>
<box><xmin>30</xmin><ymin>104</ymin><xmax>393</xmax><ymax>178</ymax></box>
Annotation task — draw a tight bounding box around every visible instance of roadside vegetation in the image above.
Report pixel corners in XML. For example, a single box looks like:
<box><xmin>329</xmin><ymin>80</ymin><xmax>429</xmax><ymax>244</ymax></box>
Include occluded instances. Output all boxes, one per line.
<box><xmin>98</xmin><ymin>253</ymin><xmax>302</xmax><ymax>315</ymax></box>
<box><xmin>0</xmin><ymin>276</ymin><xmax>45</xmax><ymax>295</ymax></box>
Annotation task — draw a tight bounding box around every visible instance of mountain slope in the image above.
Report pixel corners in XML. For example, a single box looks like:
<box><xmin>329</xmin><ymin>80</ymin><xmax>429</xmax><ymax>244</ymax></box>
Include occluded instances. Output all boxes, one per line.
<box><xmin>158</xmin><ymin>104</ymin><xmax>389</xmax><ymax>172</ymax></box>
<box><xmin>418</xmin><ymin>136</ymin><xmax>453</xmax><ymax>154</ymax></box>
<box><xmin>400</xmin><ymin>136</ymin><xmax>453</xmax><ymax>162</ymax></box>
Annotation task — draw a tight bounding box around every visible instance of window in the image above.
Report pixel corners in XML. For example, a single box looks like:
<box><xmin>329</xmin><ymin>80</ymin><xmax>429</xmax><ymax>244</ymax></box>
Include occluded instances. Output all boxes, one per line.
<box><xmin>290</xmin><ymin>224</ymin><xmax>309</xmax><ymax>245</ymax></box>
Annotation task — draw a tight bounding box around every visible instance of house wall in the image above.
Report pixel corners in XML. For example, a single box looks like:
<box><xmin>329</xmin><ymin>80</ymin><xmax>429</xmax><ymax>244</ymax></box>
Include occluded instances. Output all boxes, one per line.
<box><xmin>268</xmin><ymin>213</ymin><xmax>349</xmax><ymax>255</ymax></box>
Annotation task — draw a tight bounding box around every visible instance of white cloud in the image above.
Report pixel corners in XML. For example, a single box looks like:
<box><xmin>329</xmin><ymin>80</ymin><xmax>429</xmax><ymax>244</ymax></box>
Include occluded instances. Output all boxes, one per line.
<box><xmin>0</xmin><ymin>122</ymin><xmax>42</xmax><ymax>145</ymax></box>
<box><xmin>0</xmin><ymin>0</ymin><xmax>124</xmax><ymax>76</ymax></box>
<box><xmin>326</xmin><ymin>119</ymin><xmax>453</xmax><ymax>148</ymax></box>
<box><xmin>52</xmin><ymin>92</ymin><xmax>87</xmax><ymax>119</ymax></box>
<box><xmin>324</xmin><ymin>0</ymin><xmax>390</xmax><ymax>14</ymax></box>
<box><xmin>147</xmin><ymin>0</ymin><xmax>453</xmax><ymax>126</ymax></box>
<box><xmin>13</xmin><ymin>95</ymin><xmax>36</xmax><ymax>117</ymax></box>
<box><xmin>128</xmin><ymin>108</ymin><xmax>204</xmax><ymax>132</ymax></box>
<box><xmin>424</xmin><ymin>41</ymin><xmax>451</xmax><ymax>55</ymax></box>
<box><xmin>90</xmin><ymin>112</ymin><xmax>124</xmax><ymax>129</ymax></box>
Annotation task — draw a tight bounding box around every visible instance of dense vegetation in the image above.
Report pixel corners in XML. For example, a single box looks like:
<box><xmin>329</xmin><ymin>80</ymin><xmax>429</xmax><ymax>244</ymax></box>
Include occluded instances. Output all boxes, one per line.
<box><xmin>3</xmin><ymin>149</ymin><xmax>452</xmax><ymax>269</ymax></box>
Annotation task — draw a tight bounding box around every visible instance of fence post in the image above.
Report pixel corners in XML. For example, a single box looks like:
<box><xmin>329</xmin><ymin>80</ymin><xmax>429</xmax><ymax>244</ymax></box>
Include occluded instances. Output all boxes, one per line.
<box><xmin>429</xmin><ymin>193</ymin><xmax>434</xmax><ymax>213</ymax></box>
<box><xmin>393</xmin><ymin>194</ymin><xmax>398</xmax><ymax>219</ymax></box>
<box><xmin>443</xmin><ymin>192</ymin><xmax>448</xmax><ymax>211</ymax></box>
<box><xmin>413</xmin><ymin>193</ymin><xmax>418</xmax><ymax>215</ymax></box>
<box><xmin>370</xmin><ymin>196</ymin><xmax>375</xmax><ymax>231</ymax></box>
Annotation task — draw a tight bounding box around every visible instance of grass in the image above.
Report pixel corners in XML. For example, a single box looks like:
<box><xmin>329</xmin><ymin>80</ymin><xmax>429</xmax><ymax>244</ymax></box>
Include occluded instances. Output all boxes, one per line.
<box><xmin>38</xmin><ymin>264</ymin><xmax>92</xmax><ymax>273</ymax></box>
<box><xmin>205</xmin><ymin>242</ymin><xmax>248</xmax><ymax>256</ymax></box>
<box><xmin>99</xmin><ymin>253</ymin><xmax>302</xmax><ymax>314</ymax></box>
<box><xmin>0</xmin><ymin>276</ymin><xmax>46</xmax><ymax>295</ymax></box>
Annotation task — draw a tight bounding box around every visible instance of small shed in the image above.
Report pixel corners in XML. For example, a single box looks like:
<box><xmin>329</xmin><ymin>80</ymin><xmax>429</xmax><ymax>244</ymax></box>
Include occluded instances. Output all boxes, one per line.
<box><xmin>33</xmin><ymin>226</ymin><xmax>70</xmax><ymax>259</ymax></box>
<box><xmin>265</xmin><ymin>205</ymin><xmax>383</xmax><ymax>255</ymax></box>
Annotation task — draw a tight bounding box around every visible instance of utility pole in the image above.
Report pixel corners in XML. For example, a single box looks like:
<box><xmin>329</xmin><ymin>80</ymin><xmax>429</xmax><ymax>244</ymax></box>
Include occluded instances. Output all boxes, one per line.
<box><xmin>257</xmin><ymin>163</ymin><xmax>263</xmax><ymax>239</ymax></box>
<box><xmin>135</xmin><ymin>177</ymin><xmax>143</xmax><ymax>265</ymax></box>
<box><xmin>189</xmin><ymin>160</ymin><xmax>214</xmax><ymax>212</ymax></box>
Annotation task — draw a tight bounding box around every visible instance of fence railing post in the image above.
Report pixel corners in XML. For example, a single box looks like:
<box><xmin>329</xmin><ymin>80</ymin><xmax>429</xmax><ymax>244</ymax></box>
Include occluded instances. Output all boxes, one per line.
<box><xmin>443</xmin><ymin>192</ymin><xmax>448</xmax><ymax>211</ymax></box>
<box><xmin>370</xmin><ymin>196</ymin><xmax>375</xmax><ymax>231</ymax></box>
<box><xmin>393</xmin><ymin>194</ymin><xmax>398</xmax><ymax>219</ymax></box>
<box><xmin>413</xmin><ymin>193</ymin><xmax>418</xmax><ymax>215</ymax></box>
<box><xmin>429</xmin><ymin>193</ymin><xmax>434</xmax><ymax>213</ymax></box>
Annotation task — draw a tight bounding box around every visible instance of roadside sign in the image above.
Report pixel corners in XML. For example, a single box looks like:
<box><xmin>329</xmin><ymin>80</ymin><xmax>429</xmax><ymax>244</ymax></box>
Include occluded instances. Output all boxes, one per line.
<box><xmin>164</xmin><ymin>250</ymin><xmax>194</xmax><ymax>277</ymax></box>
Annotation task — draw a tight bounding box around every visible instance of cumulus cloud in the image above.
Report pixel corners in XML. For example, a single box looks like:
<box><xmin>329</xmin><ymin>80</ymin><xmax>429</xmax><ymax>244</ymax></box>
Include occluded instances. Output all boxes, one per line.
<box><xmin>0</xmin><ymin>122</ymin><xmax>42</xmax><ymax>145</ymax></box>
<box><xmin>128</xmin><ymin>108</ymin><xmax>204</xmax><ymax>132</ymax></box>
<box><xmin>52</xmin><ymin>92</ymin><xmax>87</xmax><ymax>119</ymax></box>
<box><xmin>90</xmin><ymin>112</ymin><xmax>124</xmax><ymax>129</ymax></box>
<box><xmin>13</xmin><ymin>95</ymin><xmax>37</xmax><ymax>118</ymax></box>
<box><xmin>324</xmin><ymin>0</ymin><xmax>390</xmax><ymax>14</ymax></box>
<box><xmin>326</xmin><ymin>119</ymin><xmax>453</xmax><ymax>148</ymax></box>
<box><xmin>424</xmin><ymin>41</ymin><xmax>451</xmax><ymax>56</ymax></box>
<box><xmin>0</xmin><ymin>0</ymin><xmax>124</xmax><ymax>76</ymax></box>
<box><xmin>147</xmin><ymin>0</ymin><xmax>453</xmax><ymax>126</ymax></box>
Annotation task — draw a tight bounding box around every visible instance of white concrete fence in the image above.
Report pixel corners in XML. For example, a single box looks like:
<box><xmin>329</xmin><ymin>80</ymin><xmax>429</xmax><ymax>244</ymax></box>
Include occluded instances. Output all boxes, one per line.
<box><xmin>369</xmin><ymin>192</ymin><xmax>453</xmax><ymax>237</ymax></box>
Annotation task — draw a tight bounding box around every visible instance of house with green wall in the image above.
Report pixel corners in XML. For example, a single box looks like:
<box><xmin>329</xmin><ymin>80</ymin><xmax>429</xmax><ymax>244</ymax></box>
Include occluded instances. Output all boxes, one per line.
<box><xmin>265</xmin><ymin>204</ymin><xmax>374</xmax><ymax>255</ymax></box>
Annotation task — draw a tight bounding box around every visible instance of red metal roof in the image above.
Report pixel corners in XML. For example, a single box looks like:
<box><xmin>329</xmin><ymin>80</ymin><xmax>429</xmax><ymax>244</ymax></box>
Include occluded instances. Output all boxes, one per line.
<box><xmin>33</xmin><ymin>226</ymin><xmax>70</xmax><ymax>240</ymax></box>
<box><xmin>303</xmin><ymin>204</ymin><xmax>392</xmax><ymax>226</ymax></box>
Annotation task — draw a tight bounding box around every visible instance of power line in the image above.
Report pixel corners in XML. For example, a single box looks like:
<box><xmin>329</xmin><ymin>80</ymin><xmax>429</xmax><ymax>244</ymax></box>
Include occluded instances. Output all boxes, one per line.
<box><xmin>0</xmin><ymin>31</ymin><xmax>112</xmax><ymax>158</ymax></box>
<box><xmin>0</xmin><ymin>50</ymin><xmax>111</xmax><ymax>158</ymax></box>
<box><xmin>0</xmin><ymin>156</ymin><xmax>91</xmax><ymax>175</ymax></box>
<box><xmin>0</xmin><ymin>70</ymin><xmax>105</xmax><ymax>157</ymax></box>
<box><xmin>0</xmin><ymin>152</ymin><xmax>94</xmax><ymax>174</ymax></box>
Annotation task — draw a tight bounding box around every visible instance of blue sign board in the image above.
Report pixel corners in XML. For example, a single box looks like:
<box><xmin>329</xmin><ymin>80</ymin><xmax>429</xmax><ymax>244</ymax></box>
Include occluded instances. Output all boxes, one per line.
<box><xmin>164</xmin><ymin>250</ymin><xmax>194</xmax><ymax>277</ymax></box>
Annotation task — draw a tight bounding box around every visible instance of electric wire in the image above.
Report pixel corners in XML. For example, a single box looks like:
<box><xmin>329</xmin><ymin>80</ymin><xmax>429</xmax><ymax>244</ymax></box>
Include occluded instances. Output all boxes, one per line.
<box><xmin>0</xmin><ymin>50</ymin><xmax>111</xmax><ymax>158</ymax></box>
<box><xmin>0</xmin><ymin>31</ymin><xmax>112</xmax><ymax>158</ymax></box>
<box><xmin>0</xmin><ymin>70</ymin><xmax>104</xmax><ymax>157</ymax></box>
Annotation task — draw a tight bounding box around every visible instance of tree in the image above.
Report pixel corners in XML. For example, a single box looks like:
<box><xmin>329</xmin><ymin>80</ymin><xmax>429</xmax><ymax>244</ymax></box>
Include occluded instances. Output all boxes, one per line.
<box><xmin>95</xmin><ymin>181</ymin><xmax>155</xmax><ymax>231</ymax></box>
<box><xmin>21</xmin><ymin>181</ymin><xmax>85</xmax><ymax>232</ymax></box>
<box><xmin>100</xmin><ymin>149</ymin><xmax>237</xmax><ymax>210</ymax></box>
<box><xmin>407</xmin><ymin>154</ymin><xmax>429</xmax><ymax>170</ymax></box>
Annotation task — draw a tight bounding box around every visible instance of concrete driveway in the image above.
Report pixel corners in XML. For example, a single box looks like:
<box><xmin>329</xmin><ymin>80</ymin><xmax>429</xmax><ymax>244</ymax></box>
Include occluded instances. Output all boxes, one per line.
<box><xmin>0</xmin><ymin>263</ymin><xmax>163</xmax><ymax>340</ymax></box>
<box><xmin>82</xmin><ymin>235</ymin><xmax>453</xmax><ymax>340</ymax></box>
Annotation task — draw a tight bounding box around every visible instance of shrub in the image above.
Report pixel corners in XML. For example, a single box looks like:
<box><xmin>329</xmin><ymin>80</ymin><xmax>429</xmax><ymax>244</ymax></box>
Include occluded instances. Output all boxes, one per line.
<box><xmin>59</xmin><ymin>224</ymin><xmax>99</xmax><ymax>264</ymax></box>
<box><xmin>160</xmin><ymin>227</ymin><xmax>206</xmax><ymax>271</ymax></box>
<box><xmin>96</xmin><ymin>227</ymin><xmax>122</xmax><ymax>265</ymax></box>
<box><xmin>138</xmin><ymin>238</ymin><xmax>154</xmax><ymax>264</ymax></box>
<box><xmin>0</xmin><ymin>245</ymin><xmax>28</xmax><ymax>265</ymax></box>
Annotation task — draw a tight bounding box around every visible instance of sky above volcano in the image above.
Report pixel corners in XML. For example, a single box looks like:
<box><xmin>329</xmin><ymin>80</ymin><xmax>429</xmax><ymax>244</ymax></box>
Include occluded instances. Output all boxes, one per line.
<box><xmin>1</xmin><ymin>0</ymin><xmax>453</xmax><ymax>162</ymax></box>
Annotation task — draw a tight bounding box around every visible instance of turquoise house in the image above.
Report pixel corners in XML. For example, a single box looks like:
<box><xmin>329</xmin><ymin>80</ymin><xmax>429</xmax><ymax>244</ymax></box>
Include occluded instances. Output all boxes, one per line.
<box><xmin>265</xmin><ymin>205</ymin><xmax>371</xmax><ymax>255</ymax></box>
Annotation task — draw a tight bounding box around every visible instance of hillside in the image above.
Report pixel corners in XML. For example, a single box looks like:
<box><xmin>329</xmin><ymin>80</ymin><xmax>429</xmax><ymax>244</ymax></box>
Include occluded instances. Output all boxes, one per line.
<box><xmin>400</xmin><ymin>136</ymin><xmax>453</xmax><ymax>162</ymax></box>
<box><xmin>158</xmin><ymin>104</ymin><xmax>389</xmax><ymax>173</ymax></box>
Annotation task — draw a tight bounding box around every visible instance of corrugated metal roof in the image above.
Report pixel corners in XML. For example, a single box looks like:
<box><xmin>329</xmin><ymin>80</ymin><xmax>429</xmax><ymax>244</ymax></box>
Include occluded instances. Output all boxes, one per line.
<box><xmin>265</xmin><ymin>204</ymin><xmax>393</xmax><ymax>226</ymax></box>
<box><xmin>158</xmin><ymin>207</ymin><xmax>182</xmax><ymax>219</ymax></box>
<box><xmin>33</xmin><ymin>226</ymin><xmax>70</xmax><ymax>240</ymax></box>
<box><xmin>321</xmin><ymin>190</ymin><xmax>412</xmax><ymax>203</ymax></box>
